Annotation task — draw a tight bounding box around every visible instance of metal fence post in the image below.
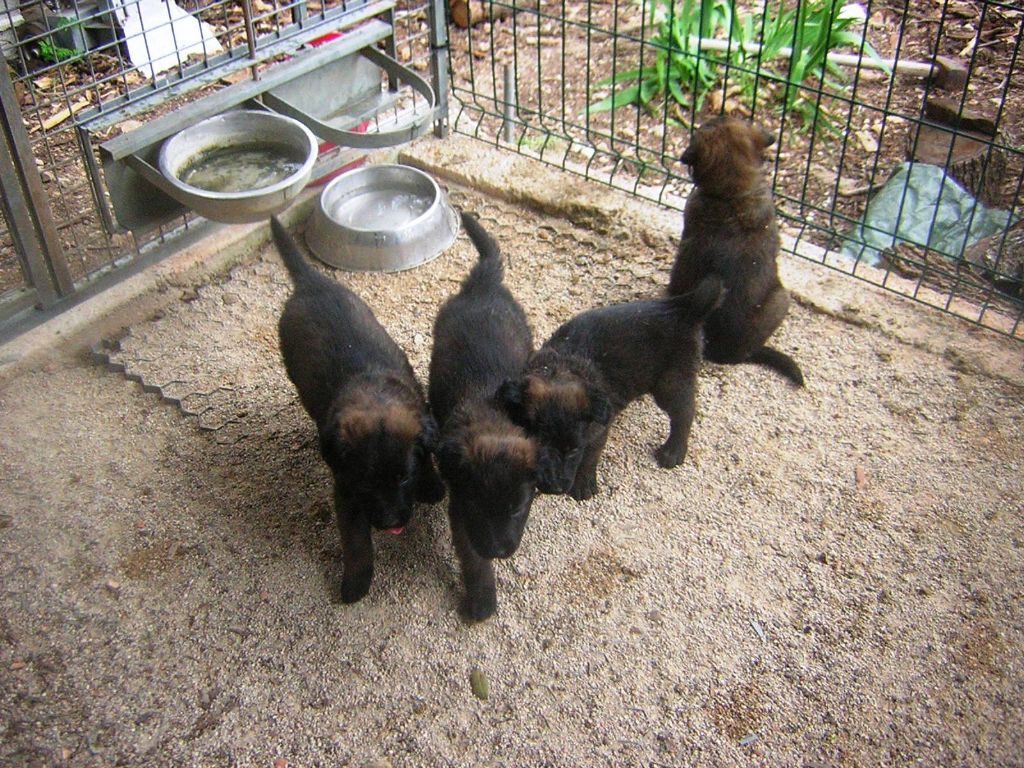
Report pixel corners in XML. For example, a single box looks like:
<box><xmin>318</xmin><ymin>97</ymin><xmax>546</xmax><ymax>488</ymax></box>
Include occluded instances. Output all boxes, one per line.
<box><xmin>429</xmin><ymin>0</ymin><xmax>450</xmax><ymax>138</ymax></box>
<box><xmin>0</xmin><ymin>63</ymin><xmax>73</xmax><ymax>307</ymax></box>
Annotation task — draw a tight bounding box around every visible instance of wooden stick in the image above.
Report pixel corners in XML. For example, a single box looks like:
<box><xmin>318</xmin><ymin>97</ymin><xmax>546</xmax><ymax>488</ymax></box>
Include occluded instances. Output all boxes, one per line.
<box><xmin>688</xmin><ymin>36</ymin><xmax>943</xmax><ymax>79</ymax></box>
<box><xmin>41</xmin><ymin>95</ymin><xmax>92</xmax><ymax>131</ymax></box>
<box><xmin>450</xmin><ymin>0</ymin><xmax>538</xmax><ymax>29</ymax></box>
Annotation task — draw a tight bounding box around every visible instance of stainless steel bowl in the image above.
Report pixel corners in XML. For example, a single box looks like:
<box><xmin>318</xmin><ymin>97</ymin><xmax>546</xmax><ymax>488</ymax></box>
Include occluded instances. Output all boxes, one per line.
<box><xmin>158</xmin><ymin>109</ymin><xmax>318</xmax><ymax>224</ymax></box>
<box><xmin>305</xmin><ymin>164</ymin><xmax>458</xmax><ymax>272</ymax></box>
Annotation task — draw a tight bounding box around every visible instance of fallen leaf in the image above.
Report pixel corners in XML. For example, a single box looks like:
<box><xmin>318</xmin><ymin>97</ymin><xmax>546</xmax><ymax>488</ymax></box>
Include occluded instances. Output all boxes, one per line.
<box><xmin>855</xmin><ymin>465</ymin><xmax>867</xmax><ymax>488</ymax></box>
<box><xmin>470</xmin><ymin>667</ymin><xmax>489</xmax><ymax>700</ymax></box>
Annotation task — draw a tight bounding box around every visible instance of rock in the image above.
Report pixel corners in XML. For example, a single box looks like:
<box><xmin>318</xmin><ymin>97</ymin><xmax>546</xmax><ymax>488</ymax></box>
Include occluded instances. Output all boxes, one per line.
<box><xmin>657</xmin><ymin>730</ymin><xmax>680</xmax><ymax>754</ymax></box>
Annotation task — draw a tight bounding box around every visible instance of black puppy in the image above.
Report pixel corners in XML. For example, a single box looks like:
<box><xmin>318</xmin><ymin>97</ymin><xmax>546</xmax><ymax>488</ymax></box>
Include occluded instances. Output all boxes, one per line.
<box><xmin>271</xmin><ymin>217</ymin><xmax>444</xmax><ymax>604</ymax></box>
<box><xmin>500</xmin><ymin>276</ymin><xmax>723</xmax><ymax>500</ymax></box>
<box><xmin>429</xmin><ymin>212</ymin><xmax>538</xmax><ymax>621</ymax></box>
<box><xmin>668</xmin><ymin>116</ymin><xmax>804</xmax><ymax>386</ymax></box>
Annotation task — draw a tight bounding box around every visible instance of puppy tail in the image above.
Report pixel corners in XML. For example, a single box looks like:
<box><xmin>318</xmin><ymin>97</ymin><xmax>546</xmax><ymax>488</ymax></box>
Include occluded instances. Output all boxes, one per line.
<box><xmin>667</xmin><ymin>274</ymin><xmax>725</xmax><ymax>323</ymax></box>
<box><xmin>270</xmin><ymin>216</ymin><xmax>316</xmax><ymax>286</ymax></box>
<box><xmin>747</xmin><ymin>346</ymin><xmax>805</xmax><ymax>387</ymax></box>
<box><xmin>460</xmin><ymin>211</ymin><xmax>505</xmax><ymax>290</ymax></box>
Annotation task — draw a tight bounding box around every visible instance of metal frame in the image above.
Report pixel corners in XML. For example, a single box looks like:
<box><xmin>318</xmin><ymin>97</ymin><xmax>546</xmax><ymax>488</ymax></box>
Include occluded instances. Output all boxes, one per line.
<box><xmin>0</xmin><ymin>0</ymin><xmax>449</xmax><ymax>332</ymax></box>
<box><xmin>94</xmin><ymin>17</ymin><xmax>435</xmax><ymax>233</ymax></box>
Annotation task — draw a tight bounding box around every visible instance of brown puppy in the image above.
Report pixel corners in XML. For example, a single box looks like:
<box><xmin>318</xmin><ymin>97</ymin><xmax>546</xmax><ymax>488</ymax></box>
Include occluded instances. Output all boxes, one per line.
<box><xmin>668</xmin><ymin>116</ymin><xmax>804</xmax><ymax>386</ymax></box>
<box><xmin>429</xmin><ymin>212</ymin><xmax>538</xmax><ymax>621</ymax></box>
<box><xmin>271</xmin><ymin>217</ymin><xmax>444</xmax><ymax>604</ymax></box>
<box><xmin>499</xmin><ymin>276</ymin><xmax>723</xmax><ymax>500</ymax></box>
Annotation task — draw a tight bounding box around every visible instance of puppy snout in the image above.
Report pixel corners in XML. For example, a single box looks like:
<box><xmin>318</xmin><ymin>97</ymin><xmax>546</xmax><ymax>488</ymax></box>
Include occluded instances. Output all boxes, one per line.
<box><xmin>537</xmin><ymin>472</ymin><xmax>571</xmax><ymax>495</ymax></box>
<box><xmin>467</xmin><ymin>526</ymin><xmax>521</xmax><ymax>560</ymax></box>
<box><xmin>372</xmin><ymin>514</ymin><xmax>403</xmax><ymax>531</ymax></box>
<box><xmin>537</xmin><ymin>460</ymin><xmax>577</xmax><ymax>495</ymax></box>
<box><xmin>490</xmin><ymin>542</ymin><xmax>517</xmax><ymax>559</ymax></box>
<box><xmin>369</xmin><ymin>502</ymin><xmax>411</xmax><ymax>531</ymax></box>
<box><xmin>482</xmin><ymin>532</ymin><xmax>520</xmax><ymax>560</ymax></box>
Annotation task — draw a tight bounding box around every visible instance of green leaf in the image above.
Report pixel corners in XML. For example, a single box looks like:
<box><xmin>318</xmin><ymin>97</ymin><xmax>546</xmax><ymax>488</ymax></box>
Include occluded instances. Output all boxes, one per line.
<box><xmin>587</xmin><ymin>84</ymin><xmax>643</xmax><ymax>113</ymax></box>
<box><xmin>470</xmin><ymin>668</ymin><xmax>490</xmax><ymax>701</ymax></box>
<box><xmin>668</xmin><ymin>76</ymin><xmax>689</xmax><ymax>106</ymax></box>
<box><xmin>860</xmin><ymin>40</ymin><xmax>892</xmax><ymax>74</ymax></box>
<box><xmin>595</xmin><ymin>68</ymin><xmax>646</xmax><ymax>87</ymax></box>
<box><xmin>641</xmin><ymin>76</ymin><xmax>660</xmax><ymax>104</ymax></box>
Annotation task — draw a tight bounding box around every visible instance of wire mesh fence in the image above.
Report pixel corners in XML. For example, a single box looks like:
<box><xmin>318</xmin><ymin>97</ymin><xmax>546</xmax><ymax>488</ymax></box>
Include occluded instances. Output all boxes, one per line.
<box><xmin>0</xmin><ymin>0</ymin><xmax>438</xmax><ymax>325</ymax></box>
<box><xmin>446</xmin><ymin>0</ymin><xmax>1024</xmax><ymax>339</ymax></box>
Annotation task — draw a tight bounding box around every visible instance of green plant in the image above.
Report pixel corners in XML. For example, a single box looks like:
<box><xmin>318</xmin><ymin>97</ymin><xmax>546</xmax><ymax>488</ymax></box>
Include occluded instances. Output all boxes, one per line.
<box><xmin>37</xmin><ymin>18</ymin><xmax>82</xmax><ymax>63</ymax></box>
<box><xmin>588</xmin><ymin>0</ymin><xmax>889</xmax><ymax>130</ymax></box>
<box><xmin>589</xmin><ymin>0</ymin><xmax>735</xmax><ymax>114</ymax></box>
<box><xmin>754</xmin><ymin>1</ymin><xmax>887</xmax><ymax>129</ymax></box>
<box><xmin>38</xmin><ymin>37</ymin><xmax>79</xmax><ymax>63</ymax></box>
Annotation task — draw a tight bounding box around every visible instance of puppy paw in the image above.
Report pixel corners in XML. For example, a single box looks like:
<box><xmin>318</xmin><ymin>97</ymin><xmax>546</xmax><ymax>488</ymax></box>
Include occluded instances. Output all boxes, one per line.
<box><xmin>569</xmin><ymin>475</ymin><xmax>599</xmax><ymax>501</ymax></box>
<box><xmin>462</xmin><ymin>589</ymin><xmax>498</xmax><ymax>622</ymax></box>
<box><xmin>655</xmin><ymin>444</ymin><xmax>685</xmax><ymax>469</ymax></box>
<box><xmin>340</xmin><ymin>570</ymin><xmax>373</xmax><ymax>604</ymax></box>
<box><xmin>417</xmin><ymin>468</ymin><xmax>446</xmax><ymax>504</ymax></box>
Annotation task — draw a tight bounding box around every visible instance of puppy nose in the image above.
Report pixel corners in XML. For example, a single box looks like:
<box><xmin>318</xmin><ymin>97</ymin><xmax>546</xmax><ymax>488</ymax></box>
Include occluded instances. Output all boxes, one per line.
<box><xmin>537</xmin><ymin>477</ymin><xmax>568</xmax><ymax>494</ymax></box>
<box><xmin>491</xmin><ymin>541</ymin><xmax>518</xmax><ymax>559</ymax></box>
<box><xmin>373</xmin><ymin>507</ymin><xmax>407</xmax><ymax>530</ymax></box>
<box><xmin>537</xmin><ymin>468</ymin><xmax>570</xmax><ymax>495</ymax></box>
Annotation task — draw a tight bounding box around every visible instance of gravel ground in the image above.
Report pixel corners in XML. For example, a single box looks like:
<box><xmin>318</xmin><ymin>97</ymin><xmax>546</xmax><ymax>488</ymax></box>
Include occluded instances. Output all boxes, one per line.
<box><xmin>1</xmin><ymin>170</ymin><xmax>1023</xmax><ymax>767</ymax></box>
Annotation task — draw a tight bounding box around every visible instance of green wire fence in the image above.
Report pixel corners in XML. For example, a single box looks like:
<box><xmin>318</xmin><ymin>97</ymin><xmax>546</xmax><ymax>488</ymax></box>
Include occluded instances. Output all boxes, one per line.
<box><xmin>447</xmin><ymin>0</ymin><xmax>1024</xmax><ymax>338</ymax></box>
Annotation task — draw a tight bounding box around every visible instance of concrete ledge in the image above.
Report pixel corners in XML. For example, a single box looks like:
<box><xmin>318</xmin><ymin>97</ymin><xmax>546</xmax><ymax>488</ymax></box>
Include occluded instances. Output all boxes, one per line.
<box><xmin>3</xmin><ymin>134</ymin><xmax>1021</xmax><ymax>389</ymax></box>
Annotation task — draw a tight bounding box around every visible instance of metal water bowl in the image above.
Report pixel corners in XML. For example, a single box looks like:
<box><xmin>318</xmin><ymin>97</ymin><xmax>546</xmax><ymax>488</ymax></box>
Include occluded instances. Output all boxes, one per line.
<box><xmin>158</xmin><ymin>109</ymin><xmax>318</xmax><ymax>224</ymax></box>
<box><xmin>305</xmin><ymin>164</ymin><xmax>458</xmax><ymax>272</ymax></box>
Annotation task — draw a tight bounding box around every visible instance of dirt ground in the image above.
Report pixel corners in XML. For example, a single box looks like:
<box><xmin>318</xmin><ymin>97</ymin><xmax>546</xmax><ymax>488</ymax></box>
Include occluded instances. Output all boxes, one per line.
<box><xmin>2</xmin><ymin>149</ymin><xmax>1023</xmax><ymax>767</ymax></box>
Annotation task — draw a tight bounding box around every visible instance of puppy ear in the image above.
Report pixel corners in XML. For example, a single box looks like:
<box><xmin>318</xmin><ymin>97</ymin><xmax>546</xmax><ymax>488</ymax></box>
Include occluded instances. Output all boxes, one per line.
<box><xmin>418</xmin><ymin>412</ymin><xmax>439</xmax><ymax>453</ymax></box>
<box><xmin>586</xmin><ymin>387</ymin><xmax>612</xmax><ymax>426</ymax></box>
<box><xmin>318</xmin><ymin>420</ymin><xmax>349</xmax><ymax>468</ymax></box>
<box><xmin>436</xmin><ymin>436</ymin><xmax>465</xmax><ymax>479</ymax></box>
<box><xmin>496</xmin><ymin>379</ymin><xmax>529</xmax><ymax>425</ymax></box>
<box><xmin>680</xmin><ymin>144</ymin><xmax>697</xmax><ymax>165</ymax></box>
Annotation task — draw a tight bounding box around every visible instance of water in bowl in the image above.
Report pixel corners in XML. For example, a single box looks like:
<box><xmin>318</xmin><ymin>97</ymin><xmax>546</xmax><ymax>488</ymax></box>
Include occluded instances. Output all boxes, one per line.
<box><xmin>329</xmin><ymin>189</ymin><xmax>431</xmax><ymax>230</ymax></box>
<box><xmin>179</xmin><ymin>143</ymin><xmax>306</xmax><ymax>193</ymax></box>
